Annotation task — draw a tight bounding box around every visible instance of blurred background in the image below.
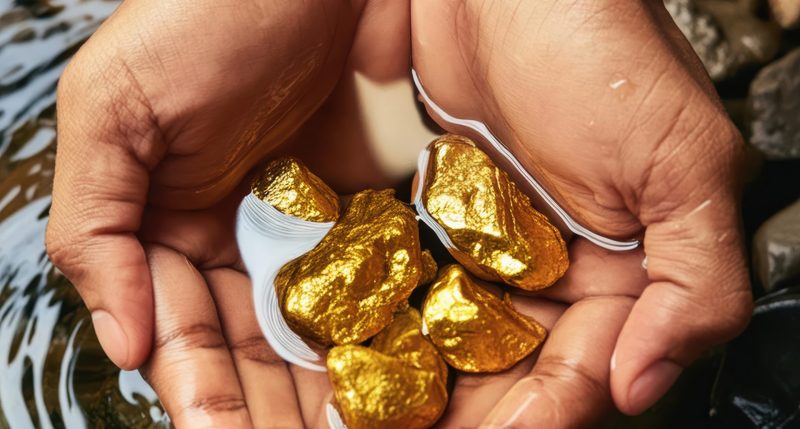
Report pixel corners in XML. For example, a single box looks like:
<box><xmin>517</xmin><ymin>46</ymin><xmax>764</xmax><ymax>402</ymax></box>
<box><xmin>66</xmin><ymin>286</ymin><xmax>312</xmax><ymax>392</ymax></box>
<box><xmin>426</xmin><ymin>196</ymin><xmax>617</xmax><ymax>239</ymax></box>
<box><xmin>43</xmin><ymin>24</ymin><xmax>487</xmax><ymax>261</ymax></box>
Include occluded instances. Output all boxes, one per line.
<box><xmin>0</xmin><ymin>0</ymin><xmax>798</xmax><ymax>428</ymax></box>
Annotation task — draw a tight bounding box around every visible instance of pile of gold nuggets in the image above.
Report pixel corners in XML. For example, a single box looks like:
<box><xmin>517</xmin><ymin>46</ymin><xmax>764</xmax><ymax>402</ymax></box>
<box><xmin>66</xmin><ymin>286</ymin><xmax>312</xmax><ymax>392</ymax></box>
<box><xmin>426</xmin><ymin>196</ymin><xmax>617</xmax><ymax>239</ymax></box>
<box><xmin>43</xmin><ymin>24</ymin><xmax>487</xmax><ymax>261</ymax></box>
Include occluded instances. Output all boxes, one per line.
<box><xmin>254</xmin><ymin>134</ymin><xmax>569</xmax><ymax>429</ymax></box>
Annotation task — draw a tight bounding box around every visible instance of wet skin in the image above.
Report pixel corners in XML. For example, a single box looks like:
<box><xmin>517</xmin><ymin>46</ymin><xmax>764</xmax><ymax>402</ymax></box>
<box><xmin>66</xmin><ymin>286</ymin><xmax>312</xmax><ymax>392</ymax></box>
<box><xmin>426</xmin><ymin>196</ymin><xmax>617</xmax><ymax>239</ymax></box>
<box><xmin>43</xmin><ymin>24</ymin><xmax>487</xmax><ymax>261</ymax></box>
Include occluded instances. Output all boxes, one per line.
<box><xmin>46</xmin><ymin>0</ymin><xmax>751</xmax><ymax>427</ymax></box>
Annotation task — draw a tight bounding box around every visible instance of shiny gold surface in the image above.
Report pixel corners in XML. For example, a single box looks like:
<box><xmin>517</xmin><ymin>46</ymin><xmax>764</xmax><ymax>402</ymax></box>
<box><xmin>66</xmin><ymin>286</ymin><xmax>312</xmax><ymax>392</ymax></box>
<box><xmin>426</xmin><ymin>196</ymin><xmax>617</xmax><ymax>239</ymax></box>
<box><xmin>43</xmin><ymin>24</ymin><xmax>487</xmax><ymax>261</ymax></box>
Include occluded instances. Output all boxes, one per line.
<box><xmin>422</xmin><ymin>265</ymin><xmax>547</xmax><ymax>372</ymax></box>
<box><xmin>419</xmin><ymin>250</ymin><xmax>438</xmax><ymax>286</ymax></box>
<box><xmin>251</xmin><ymin>157</ymin><xmax>340</xmax><ymax>222</ymax></box>
<box><xmin>327</xmin><ymin>308</ymin><xmax>447</xmax><ymax>429</ymax></box>
<box><xmin>371</xmin><ymin>307</ymin><xmax>448</xmax><ymax>382</ymax></box>
<box><xmin>422</xmin><ymin>134</ymin><xmax>569</xmax><ymax>290</ymax></box>
<box><xmin>275</xmin><ymin>189</ymin><xmax>423</xmax><ymax>345</ymax></box>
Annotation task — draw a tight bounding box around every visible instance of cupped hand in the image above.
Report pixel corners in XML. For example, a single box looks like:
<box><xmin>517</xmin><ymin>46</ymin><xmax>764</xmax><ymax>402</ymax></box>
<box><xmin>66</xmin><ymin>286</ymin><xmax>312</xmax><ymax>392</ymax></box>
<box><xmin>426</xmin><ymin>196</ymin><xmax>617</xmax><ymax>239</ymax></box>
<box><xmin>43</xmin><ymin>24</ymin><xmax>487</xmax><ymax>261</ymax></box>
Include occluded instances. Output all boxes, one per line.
<box><xmin>45</xmin><ymin>0</ymin><xmax>753</xmax><ymax>427</ymax></box>
<box><xmin>413</xmin><ymin>0</ymin><xmax>752</xmax><ymax>426</ymax></box>
<box><xmin>45</xmin><ymin>0</ymin><xmax>400</xmax><ymax>427</ymax></box>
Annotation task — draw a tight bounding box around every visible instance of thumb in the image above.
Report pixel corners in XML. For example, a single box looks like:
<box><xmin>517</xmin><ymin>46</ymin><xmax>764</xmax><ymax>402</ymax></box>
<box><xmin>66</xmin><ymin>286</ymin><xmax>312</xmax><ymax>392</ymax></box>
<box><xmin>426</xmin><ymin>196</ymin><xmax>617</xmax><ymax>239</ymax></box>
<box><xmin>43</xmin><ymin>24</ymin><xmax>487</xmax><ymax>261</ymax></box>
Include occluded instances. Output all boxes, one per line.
<box><xmin>45</xmin><ymin>44</ymin><xmax>164</xmax><ymax>369</ymax></box>
<box><xmin>610</xmin><ymin>118</ymin><xmax>752</xmax><ymax>415</ymax></box>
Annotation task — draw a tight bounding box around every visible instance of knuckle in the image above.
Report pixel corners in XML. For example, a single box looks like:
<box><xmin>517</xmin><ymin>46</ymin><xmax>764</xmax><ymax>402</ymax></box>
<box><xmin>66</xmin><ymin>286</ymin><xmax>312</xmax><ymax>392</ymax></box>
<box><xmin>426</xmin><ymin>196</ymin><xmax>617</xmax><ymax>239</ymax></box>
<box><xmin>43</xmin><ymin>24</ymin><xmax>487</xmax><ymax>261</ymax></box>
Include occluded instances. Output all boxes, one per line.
<box><xmin>533</xmin><ymin>355</ymin><xmax>607</xmax><ymax>400</ymax></box>
<box><xmin>45</xmin><ymin>225</ymin><xmax>85</xmax><ymax>277</ymax></box>
<box><xmin>187</xmin><ymin>394</ymin><xmax>247</xmax><ymax>415</ymax></box>
<box><xmin>57</xmin><ymin>44</ymin><xmax>162</xmax><ymax>165</ymax></box>
<box><xmin>492</xmin><ymin>359</ymin><xmax>608</xmax><ymax>429</ymax></box>
<box><xmin>636</xmin><ymin>96</ymin><xmax>744</xmax><ymax>222</ymax></box>
<box><xmin>56</xmin><ymin>53</ymin><xmax>88</xmax><ymax>103</ymax></box>
<box><xmin>154</xmin><ymin>322</ymin><xmax>226</xmax><ymax>352</ymax></box>
<box><xmin>228</xmin><ymin>335</ymin><xmax>285</xmax><ymax>367</ymax></box>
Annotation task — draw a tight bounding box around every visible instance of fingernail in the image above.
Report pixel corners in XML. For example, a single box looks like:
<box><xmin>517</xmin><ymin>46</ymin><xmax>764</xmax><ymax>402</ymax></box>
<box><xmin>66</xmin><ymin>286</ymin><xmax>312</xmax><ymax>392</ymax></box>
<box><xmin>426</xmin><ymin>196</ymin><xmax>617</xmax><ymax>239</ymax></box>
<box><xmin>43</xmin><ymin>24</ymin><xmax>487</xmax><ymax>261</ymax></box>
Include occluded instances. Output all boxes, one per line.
<box><xmin>91</xmin><ymin>310</ymin><xmax>130</xmax><ymax>368</ymax></box>
<box><xmin>627</xmin><ymin>360</ymin><xmax>682</xmax><ymax>414</ymax></box>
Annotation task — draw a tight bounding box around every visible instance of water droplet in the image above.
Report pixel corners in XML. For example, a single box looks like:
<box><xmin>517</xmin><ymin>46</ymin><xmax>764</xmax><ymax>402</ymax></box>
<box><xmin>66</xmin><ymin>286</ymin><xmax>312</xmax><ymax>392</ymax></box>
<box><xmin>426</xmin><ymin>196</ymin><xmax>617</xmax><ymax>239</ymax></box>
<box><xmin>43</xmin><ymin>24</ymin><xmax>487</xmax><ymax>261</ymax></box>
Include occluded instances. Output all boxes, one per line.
<box><xmin>608</xmin><ymin>73</ymin><xmax>637</xmax><ymax>100</ymax></box>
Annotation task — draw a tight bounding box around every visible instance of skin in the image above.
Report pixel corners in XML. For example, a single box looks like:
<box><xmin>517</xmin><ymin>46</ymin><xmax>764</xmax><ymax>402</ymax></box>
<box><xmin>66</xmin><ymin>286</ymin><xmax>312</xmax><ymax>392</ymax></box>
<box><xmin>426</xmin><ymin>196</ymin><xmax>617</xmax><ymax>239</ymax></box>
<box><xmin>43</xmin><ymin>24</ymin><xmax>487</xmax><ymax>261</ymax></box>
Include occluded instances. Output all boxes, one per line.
<box><xmin>45</xmin><ymin>0</ymin><xmax>752</xmax><ymax>427</ymax></box>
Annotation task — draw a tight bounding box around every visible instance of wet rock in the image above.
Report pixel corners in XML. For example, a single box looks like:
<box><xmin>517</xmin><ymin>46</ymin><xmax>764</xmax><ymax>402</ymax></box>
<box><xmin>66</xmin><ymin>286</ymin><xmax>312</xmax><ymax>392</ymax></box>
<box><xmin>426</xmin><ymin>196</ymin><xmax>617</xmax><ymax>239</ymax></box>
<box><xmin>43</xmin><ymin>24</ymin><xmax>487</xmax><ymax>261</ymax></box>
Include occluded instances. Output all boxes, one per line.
<box><xmin>748</xmin><ymin>48</ymin><xmax>800</xmax><ymax>160</ymax></box>
<box><xmin>710</xmin><ymin>287</ymin><xmax>800</xmax><ymax>428</ymax></box>
<box><xmin>769</xmin><ymin>0</ymin><xmax>800</xmax><ymax>29</ymax></box>
<box><xmin>664</xmin><ymin>0</ymin><xmax>780</xmax><ymax>81</ymax></box>
<box><xmin>700</xmin><ymin>0</ymin><xmax>781</xmax><ymax>64</ymax></box>
<box><xmin>665</xmin><ymin>0</ymin><xmax>735</xmax><ymax>80</ymax></box>
<box><xmin>753</xmin><ymin>199</ymin><xmax>800</xmax><ymax>291</ymax></box>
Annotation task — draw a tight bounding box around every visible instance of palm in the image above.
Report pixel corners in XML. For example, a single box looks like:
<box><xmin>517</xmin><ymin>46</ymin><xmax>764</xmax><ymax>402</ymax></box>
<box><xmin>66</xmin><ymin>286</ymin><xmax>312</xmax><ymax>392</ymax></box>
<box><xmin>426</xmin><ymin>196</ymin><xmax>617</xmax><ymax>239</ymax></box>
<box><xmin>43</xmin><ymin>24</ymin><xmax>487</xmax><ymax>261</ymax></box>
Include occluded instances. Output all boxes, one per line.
<box><xmin>410</xmin><ymin>1</ymin><xmax>747</xmax><ymax>426</ymax></box>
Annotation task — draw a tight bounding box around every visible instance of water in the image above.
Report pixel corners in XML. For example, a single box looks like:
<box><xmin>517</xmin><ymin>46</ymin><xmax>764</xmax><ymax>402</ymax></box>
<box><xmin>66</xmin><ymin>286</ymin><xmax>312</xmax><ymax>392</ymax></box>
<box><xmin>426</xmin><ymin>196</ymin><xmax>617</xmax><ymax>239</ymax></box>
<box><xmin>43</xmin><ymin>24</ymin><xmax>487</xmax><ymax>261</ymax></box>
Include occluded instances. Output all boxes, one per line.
<box><xmin>0</xmin><ymin>1</ymin><xmax>166</xmax><ymax>427</ymax></box>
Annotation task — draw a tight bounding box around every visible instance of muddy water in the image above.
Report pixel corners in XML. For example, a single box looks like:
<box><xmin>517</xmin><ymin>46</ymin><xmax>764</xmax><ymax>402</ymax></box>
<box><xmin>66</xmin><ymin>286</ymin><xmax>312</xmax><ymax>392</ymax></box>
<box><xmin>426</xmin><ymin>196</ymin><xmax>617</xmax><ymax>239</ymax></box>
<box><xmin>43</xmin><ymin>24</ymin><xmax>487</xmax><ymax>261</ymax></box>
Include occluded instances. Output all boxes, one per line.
<box><xmin>0</xmin><ymin>1</ymin><xmax>167</xmax><ymax>427</ymax></box>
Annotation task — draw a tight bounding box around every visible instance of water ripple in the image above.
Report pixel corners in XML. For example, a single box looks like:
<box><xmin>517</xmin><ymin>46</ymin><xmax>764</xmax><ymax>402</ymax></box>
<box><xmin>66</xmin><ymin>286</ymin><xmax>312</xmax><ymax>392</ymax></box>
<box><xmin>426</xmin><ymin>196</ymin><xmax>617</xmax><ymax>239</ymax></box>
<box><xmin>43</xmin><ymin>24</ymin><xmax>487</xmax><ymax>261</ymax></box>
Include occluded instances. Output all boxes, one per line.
<box><xmin>0</xmin><ymin>1</ymin><xmax>165</xmax><ymax>427</ymax></box>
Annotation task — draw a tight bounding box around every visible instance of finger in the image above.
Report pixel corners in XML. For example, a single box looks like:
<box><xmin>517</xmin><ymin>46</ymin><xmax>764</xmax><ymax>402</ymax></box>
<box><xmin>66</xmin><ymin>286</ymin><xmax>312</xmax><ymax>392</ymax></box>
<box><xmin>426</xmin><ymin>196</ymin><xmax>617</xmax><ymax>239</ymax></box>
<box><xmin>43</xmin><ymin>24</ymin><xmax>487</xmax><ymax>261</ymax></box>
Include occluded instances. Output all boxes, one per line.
<box><xmin>142</xmin><ymin>245</ymin><xmax>252</xmax><ymax>429</ymax></box>
<box><xmin>611</xmin><ymin>190</ymin><xmax>752</xmax><ymax>415</ymax></box>
<box><xmin>290</xmin><ymin>365</ymin><xmax>333</xmax><ymax>426</ymax></box>
<box><xmin>205</xmin><ymin>267</ymin><xmax>305</xmax><ymax>429</ymax></box>
<box><xmin>437</xmin><ymin>298</ymin><xmax>566</xmax><ymax>428</ymax></box>
<box><xmin>481</xmin><ymin>296</ymin><xmax>634</xmax><ymax>429</ymax></box>
<box><xmin>45</xmin><ymin>46</ymin><xmax>165</xmax><ymax>368</ymax></box>
<box><xmin>139</xmin><ymin>190</ymin><xmax>246</xmax><ymax>269</ymax></box>
<box><xmin>313</xmin><ymin>392</ymin><xmax>337</xmax><ymax>429</ymax></box>
<box><xmin>538</xmin><ymin>238</ymin><xmax>648</xmax><ymax>303</ymax></box>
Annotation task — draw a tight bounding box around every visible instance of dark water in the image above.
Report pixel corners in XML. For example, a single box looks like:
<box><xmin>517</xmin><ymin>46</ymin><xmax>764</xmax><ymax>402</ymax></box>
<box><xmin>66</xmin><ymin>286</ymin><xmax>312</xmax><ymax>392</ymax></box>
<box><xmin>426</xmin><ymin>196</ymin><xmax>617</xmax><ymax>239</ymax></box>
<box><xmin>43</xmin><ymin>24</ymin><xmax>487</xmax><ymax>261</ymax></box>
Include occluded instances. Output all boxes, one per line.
<box><xmin>0</xmin><ymin>1</ymin><xmax>167</xmax><ymax>427</ymax></box>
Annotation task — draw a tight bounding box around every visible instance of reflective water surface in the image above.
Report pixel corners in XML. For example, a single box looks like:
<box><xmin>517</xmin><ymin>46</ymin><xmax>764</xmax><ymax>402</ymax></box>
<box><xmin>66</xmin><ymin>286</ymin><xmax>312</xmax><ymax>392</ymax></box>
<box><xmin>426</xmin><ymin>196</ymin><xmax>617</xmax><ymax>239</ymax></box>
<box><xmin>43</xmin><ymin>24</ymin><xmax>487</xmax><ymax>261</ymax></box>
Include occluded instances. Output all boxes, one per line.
<box><xmin>0</xmin><ymin>1</ymin><xmax>166</xmax><ymax>427</ymax></box>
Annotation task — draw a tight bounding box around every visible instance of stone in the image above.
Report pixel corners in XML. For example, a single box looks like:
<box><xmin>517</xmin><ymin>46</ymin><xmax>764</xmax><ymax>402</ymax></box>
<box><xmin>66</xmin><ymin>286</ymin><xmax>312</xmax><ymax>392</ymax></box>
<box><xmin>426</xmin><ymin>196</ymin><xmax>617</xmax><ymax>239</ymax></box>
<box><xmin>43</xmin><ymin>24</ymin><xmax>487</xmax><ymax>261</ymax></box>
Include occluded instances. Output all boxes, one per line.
<box><xmin>664</xmin><ymin>0</ymin><xmax>780</xmax><ymax>81</ymax></box>
<box><xmin>753</xmin><ymin>199</ymin><xmax>800</xmax><ymax>291</ymax></box>
<box><xmin>748</xmin><ymin>48</ymin><xmax>800</xmax><ymax>160</ymax></box>
<box><xmin>710</xmin><ymin>287</ymin><xmax>800</xmax><ymax>428</ymax></box>
<box><xmin>769</xmin><ymin>0</ymin><xmax>800</xmax><ymax>28</ymax></box>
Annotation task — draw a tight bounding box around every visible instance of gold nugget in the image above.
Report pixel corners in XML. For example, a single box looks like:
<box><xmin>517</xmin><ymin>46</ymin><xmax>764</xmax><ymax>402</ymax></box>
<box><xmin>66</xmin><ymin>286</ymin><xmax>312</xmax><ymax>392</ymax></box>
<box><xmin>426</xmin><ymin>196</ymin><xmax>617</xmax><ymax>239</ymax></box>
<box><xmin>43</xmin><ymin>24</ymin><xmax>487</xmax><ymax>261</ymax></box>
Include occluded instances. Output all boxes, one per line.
<box><xmin>328</xmin><ymin>308</ymin><xmax>448</xmax><ymax>429</ymax></box>
<box><xmin>419</xmin><ymin>250</ymin><xmax>438</xmax><ymax>286</ymax></box>
<box><xmin>422</xmin><ymin>265</ymin><xmax>546</xmax><ymax>372</ymax></box>
<box><xmin>371</xmin><ymin>307</ymin><xmax>448</xmax><ymax>381</ymax></box>
<box><xmin>252</xmin><ymin>157</ymin><xmax>340</xmax><ymax>222</ymax></box>
<box><xmin>275</xmin><ymin>189</ymin><xmax>423</xmax><ymax>345</ymax></box>
<box><xmin>421</xmin><ymin>135</ymin><xmax>568</xmax><ymax>290</ymax></box>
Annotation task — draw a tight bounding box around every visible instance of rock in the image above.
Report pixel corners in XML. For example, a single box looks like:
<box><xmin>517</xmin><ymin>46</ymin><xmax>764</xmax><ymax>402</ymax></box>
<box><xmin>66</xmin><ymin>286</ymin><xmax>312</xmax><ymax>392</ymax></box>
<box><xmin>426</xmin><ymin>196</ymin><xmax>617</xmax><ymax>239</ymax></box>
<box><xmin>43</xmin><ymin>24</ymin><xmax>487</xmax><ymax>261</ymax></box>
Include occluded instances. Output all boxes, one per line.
<box><xmin>710</xmin><ymin>287</ymin><xmax>800</xmax><ymax>428</ymax></box>
<box><xmin>748</xmin><ymin>48</ymin><xmax>800</xmax><ymax>160</ymax></box>
<box><xmin>665</xmin><ymin>0</ymin><xmax>735</xmax><ymax>80</ymax></box>
<box><xmin>664</xmin><ymin>0</ymin><xmax>780</xmax><ymax>81</ymax></box>
<box><xmin>753</xmin><ymin>199</ymin><xmax>800</xmax><ymax>291</ymax></box>
<box><xmin>769</xmin><ymin>0</ymin><xmax>800</xmax><ymax>28</ymax></box>
<box><xmin>700</xmin><ymin>0</ymin><xmax>781</xmax><ymax>66</ymax></box>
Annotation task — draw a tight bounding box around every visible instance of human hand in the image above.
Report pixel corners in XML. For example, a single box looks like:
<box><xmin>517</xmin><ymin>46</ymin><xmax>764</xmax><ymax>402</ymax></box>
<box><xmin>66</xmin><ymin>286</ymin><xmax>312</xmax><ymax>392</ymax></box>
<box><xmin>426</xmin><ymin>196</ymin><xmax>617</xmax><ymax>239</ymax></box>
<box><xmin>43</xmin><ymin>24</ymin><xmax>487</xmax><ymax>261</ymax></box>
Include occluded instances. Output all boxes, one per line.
<box><xmin>44</xmin><ymin>0</ymin><xmax>406</xmax><ymax>426</ymax></box>
<box><xmin>412</xmin><ymin>0</ymin><xmax>752</xmax><ymax>426</ymax></box>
